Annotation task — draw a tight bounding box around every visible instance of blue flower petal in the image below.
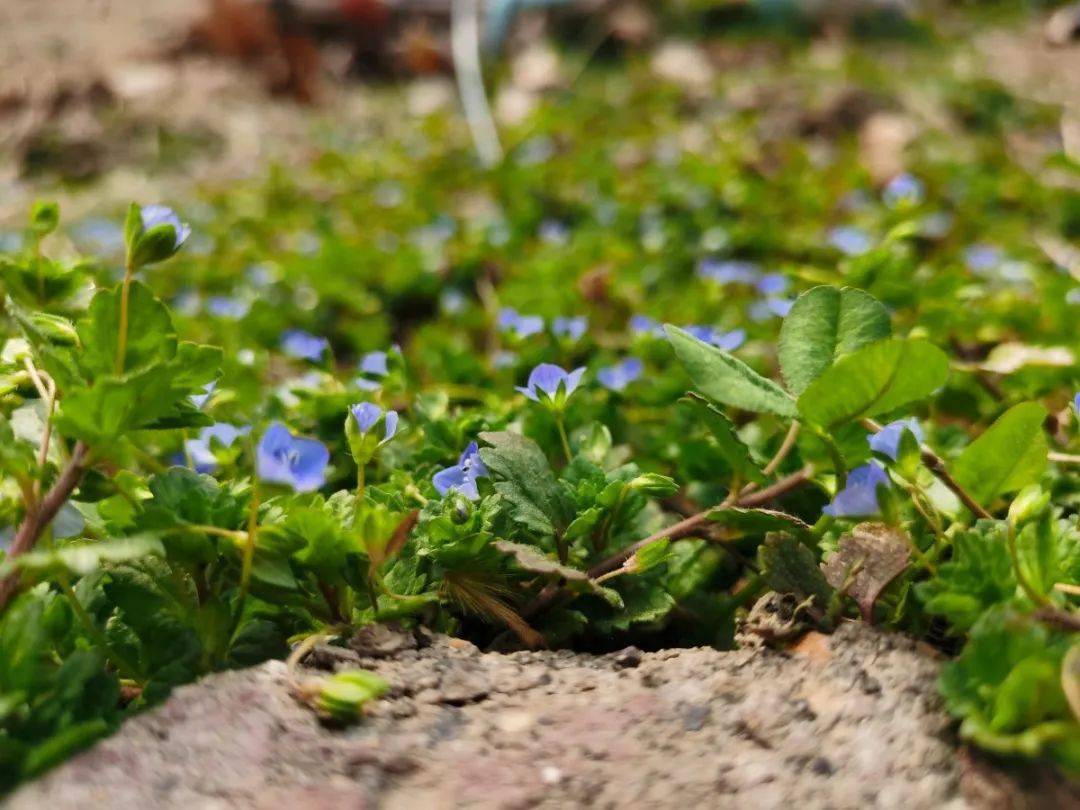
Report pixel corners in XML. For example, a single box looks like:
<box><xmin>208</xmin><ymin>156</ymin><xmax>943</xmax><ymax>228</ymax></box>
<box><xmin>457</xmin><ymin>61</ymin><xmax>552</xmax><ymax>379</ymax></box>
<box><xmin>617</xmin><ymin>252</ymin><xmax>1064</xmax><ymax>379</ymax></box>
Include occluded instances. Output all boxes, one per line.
<box><xmin>823</xmin><ymin>463</ymin><xmax>889</xmax><ymax>517</ymax></box>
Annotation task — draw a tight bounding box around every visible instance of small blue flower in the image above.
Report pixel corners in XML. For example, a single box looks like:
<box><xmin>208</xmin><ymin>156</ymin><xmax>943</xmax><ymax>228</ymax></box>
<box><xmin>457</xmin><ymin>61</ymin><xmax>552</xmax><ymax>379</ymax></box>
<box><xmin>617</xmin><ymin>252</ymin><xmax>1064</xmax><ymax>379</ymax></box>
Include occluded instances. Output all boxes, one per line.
<box><xmin>697</xmin><ymin>259</ymin><xmax>761</xmax><ymax>285</ymax></box>
<box><xmin>920</xmin><ymin>211</ymin><xmax>953</xmax><ymax>238</ymax></box>
<box><xmin>185</xmin><ymin>422</ymin><xmax>250</xmax><ymax>473</ymax></box>
<box><xmin>206</xmin><ymin>296</ymin><xmax>250</xmax><ymax>320</ymax></box>
<box><xmin>823</xmin><ymin>463</ymin><xmax>890</xmax><ymax>517</ymax></box>
<box><xmin>882</xmin><ymin>173</ymin><xmax>925</xmax><ymax>208</ymax></box>
<box><xmin>964</xmin><ymin>243</ymin><xmax>1002</xmax><ymax>275</ymax></box>
<box><xmin>828</xmin><ymin>226</ymin><xmax>873</xmax><ymax>256</ymax></box>
<box><xmin>498</xmin><ymin>308</ymin><xmax>545</xmax><ymax>339</ymax></box>
<box><xmin>539</xmin><ymin>219</ymin><xmax>569</xmax><ymax>245</ymax></box>
<box><xmin>1074</xmin><ymin>392</ymin><xmax>1079</xmax><ymax>417</ymax></box>
<box><xmin>433</xmin><ymin>442</ymin><xmax>488</xmax><ymax>500</ymax></box>
<box><xmin>190</xmin><ymin>381</ymin><xmax>216</xmax><ymax>409</ymax></box>
<box><xmin>256</xmin><ymin>422</ymin><xmax>330</xmax><ymax>492</ymax></box>
<box><xmin>683</xmin><ymin>326</ymin><xmax>746</xmax><ymax>352</ymax></box>
<box><xmin>516</xmin><ymin>363</ymin><xmax>586</xmax><ymax>404</ymax></box>
<box><xmin>140</xmin><ymin>205</ymin><xmax>191</xmax><ymax>248</ymax></box>
<box><xmin>350</xmin><ymin>402</ymin><xmax>399</xmax><ymax>444</ymax></box>
<box><xmin>629</xmin><ymin>314</ymin><xmax>665</xmax><ymax>338</ymax></box>
<box><xmin>552</xmin><ymin>316</ymin><xmax>588</xmax><ymax>342</ymax></box>
<box><xmin>281</xmin><ymin>329</ymin><xmax>329</xmax><ymax>362</ymax></box>
<box><xmin>868</xmin><ymin>418</ymin><xmax>924</xmax><ymax>461</ymax></box>
<box><xmin>359</xmin><ymin>350</ymin><xmax>389</xmax><ymax>377</ymax></box>
<box><xmin>755</xmin><ymin>273</ymin><xmax>789</xmax><ymax>296</ymax></box>
<box><xmin>597</xmin><ymin>357</ymin><xmax>644</xmax><ymax>392</ymax></box>
<box><xmin>492</xmin><ymin>350</ymin><xmax>518</xmax><ymax>369</ymax></box>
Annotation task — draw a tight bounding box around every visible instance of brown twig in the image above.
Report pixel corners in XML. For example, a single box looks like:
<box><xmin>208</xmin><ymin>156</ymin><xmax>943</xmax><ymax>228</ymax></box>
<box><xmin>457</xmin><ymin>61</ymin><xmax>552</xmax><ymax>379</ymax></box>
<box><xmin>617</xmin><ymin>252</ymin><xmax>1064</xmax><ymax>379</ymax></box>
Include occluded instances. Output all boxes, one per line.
<box><xmin>860</xmin><ymin>418</ymin><xmax>992</xmax><ymax>521</ymax></box>
<box><xmin>522</xmin><ymin>465</ymin><xmax>816</xmax><ymax>619</ymax></box>
<box><xmin>0</xmin><ymin>441</ymin><xmax>90</xmax><ymax>611</ymax></box>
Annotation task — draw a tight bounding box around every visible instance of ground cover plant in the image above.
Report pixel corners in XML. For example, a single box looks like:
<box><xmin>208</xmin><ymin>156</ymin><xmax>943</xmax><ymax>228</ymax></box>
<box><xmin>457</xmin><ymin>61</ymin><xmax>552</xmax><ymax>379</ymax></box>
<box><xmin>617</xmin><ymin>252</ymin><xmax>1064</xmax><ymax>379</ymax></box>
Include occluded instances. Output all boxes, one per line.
<box><xmin>2</xmin><ymin>6</ymin><xmax>1080</xmax><ymax>793</ymax></box>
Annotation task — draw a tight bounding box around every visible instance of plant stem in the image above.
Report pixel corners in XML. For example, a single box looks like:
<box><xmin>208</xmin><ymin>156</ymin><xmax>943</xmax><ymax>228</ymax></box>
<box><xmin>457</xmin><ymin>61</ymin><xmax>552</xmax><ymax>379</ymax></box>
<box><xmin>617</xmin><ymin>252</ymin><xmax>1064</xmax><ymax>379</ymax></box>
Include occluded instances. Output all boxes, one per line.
<box><xmin>235</xmin><ymin>478</ymin><xmax>261</xmax><ymax>621</ymax></box>
<box><xmin>115</xmin><ymin>257</ymin><xmax>134</xmax><ymax>375</ymax></box>
<box><xmin>555</xmin><ymin>414</ymin><xmax>572</xmax><ymax>462</ymax></box>
<box><xmin>356</xmin><ymin>463</ymin><xmax>366</xmax><ymax>506</ymax></box>
<box><xmin>59</xmin><ymin>573</ymin><xmax>142</xmax><ymax>682</ymax></box>
<box><xmin>1007</xmin><ymin>522</ymin><xmax>1051</xmax><ymax>608</ymax></box>
<box><xmin>860</xmin><ymin>418</ymin><xmax>992</xmax><ymax>520</ymax></box>
<box><xmin>1049</xmin><ymin>452</ymin><xmax>1080</xmax><ymax>466</ymax></box>
<box><xmin>0</xmin><ymin>441</ymin><xmax>89</xmax><ymax>612</ymax></box>
<box><xmin>763</xmin><ymin>421</ymin><xmax>800</xmax><ymax>477</ymax></box>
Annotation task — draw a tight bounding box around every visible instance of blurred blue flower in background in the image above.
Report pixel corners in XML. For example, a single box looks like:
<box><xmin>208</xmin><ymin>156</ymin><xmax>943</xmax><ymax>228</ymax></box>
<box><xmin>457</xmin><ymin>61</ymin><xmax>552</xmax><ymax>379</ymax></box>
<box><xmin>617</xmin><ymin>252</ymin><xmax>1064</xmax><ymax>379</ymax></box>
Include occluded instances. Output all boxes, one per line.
<box><xmin>257</xmin><ymin>422</ymin><xmax>329</xmax><ymax>492</ymax></box>
<box><xmin>552</xmin><ymin>316</ymin><xmax>588</xmax><ymax>342</ymax></box>
<box><xmin>281</xmin><ymin>329</ymin><xmax>329</xmax><ymax>361</ymax></box>
<box><xmin>828</xmin><ymin>225</ymin><xmax>873</xmax><ymax>256</ymax></box>
<box><xmin>185</xmin><ymin>423</ymin><xmax>250</xmax><ymax>474</ymax></box>
<box><xmin>517</xmin><ymin>363</ymin><xmax>585</xmax><ymax>403</ymax></box>
<box><xmin>597</xmin><ymin>357</ymin><xmax>644</xmax><ymax>392</ymax></box>
<box><xmin>498</xmin><ymin>308</ymin><xmax>545</xmax><ymax>339</ymax></box>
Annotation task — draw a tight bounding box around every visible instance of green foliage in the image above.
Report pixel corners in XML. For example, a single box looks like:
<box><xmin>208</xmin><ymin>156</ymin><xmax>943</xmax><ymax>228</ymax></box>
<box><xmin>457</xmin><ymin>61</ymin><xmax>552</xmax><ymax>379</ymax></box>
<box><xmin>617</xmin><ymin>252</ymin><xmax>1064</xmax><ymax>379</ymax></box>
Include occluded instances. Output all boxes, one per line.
<box><xmin>952</xmin><ymin>402</ymin><xmax>1049</xmax><ymax>508</ymax></box>
<box><xmin>778</xmin><ymin>286</ymin><xmax>892</xmax><ymax>396</ymax></box>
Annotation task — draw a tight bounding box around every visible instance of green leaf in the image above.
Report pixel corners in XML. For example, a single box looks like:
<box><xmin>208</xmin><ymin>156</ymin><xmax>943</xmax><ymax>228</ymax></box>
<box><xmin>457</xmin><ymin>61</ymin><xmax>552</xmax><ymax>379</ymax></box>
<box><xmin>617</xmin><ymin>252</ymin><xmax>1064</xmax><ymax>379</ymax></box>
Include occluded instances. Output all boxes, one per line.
<box><xmin>493</xmin><ymin>540</ymin><xmax>588</xmax><ymax>581</ymax></box>
<box><xmin>915</xmin><ymin>522</ymin><xmax>1016</xmax><ymax>633</ymax></box>
<box><xmin>54</xmin><ymin>364</ymin><xmax>176</xmax><ymax>443</ymax></box>
<box><xmin>680</xmin><ymin>393</ymin><xmax>765</xmax><ymax>483</ymax></box>
<box><xmin>778</xmin><ymin>285</ymin><xmax>892</xmax><ymax>395</ymax></box>
<box><xmin>29</xmin><ymin>200</ymin><xmax>60</xmax><ymax>237</ymax></box>
<box><xmin>0</xmin><ymin>535</ymin><xmax>164</xmax><ymax>578</ymax></box>
<box><xmin>665</xmin><ymin>325</ymin><xmax>797</xmax><ymax>417</ymax></box>
<box><xmin>796</xmin><ymin>338</ymin><xmax>949</xmax><ymax>427</ymax></box>
<box><xmin>479</xmin><ymin>431</ymin><xmax>572</xmax><ymax>535</ymax></box>
<box><xmin>77</xmin><ymin>282</ymin><xmax>176</xmax><ymax>379</ymax></box>
<box><xmin>709</xmin><ymin>506</ymin><xmax>810</xmax><ymax>537</ymax></box>
<box><xmin>951</xmin><ymin>402</ymin><xmax>1049</xmax><ymax>508</ymax></box>
<box><xmin>758</xmin><ymin>533</ymin><xmax>833</xmax><ymax>608</ymax></box>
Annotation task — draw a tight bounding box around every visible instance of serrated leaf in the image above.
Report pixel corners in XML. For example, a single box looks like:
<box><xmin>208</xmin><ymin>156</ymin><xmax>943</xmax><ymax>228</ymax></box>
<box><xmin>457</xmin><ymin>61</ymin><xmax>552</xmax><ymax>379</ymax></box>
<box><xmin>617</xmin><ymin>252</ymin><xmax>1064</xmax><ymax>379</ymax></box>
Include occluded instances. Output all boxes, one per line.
<box><xmin>821</xmin><ymin>522</ymin><xmax>910</xmax><ymax>622</ymax></box>
<box><xmin>479</xmin><ymin>431</ymin><xmax>572</xmax><ymax>535</ymax></box>
<box><xmin>778</xmin><ymin>285</ymin><xmax>891</xmax><ymax>395</ymax></box>
<box><xmin>796</xmin><ymin>338</ymin><xmax>949</xmax><ymax>427</ymax></box>
<box><xmin>951</xmin><ymin>402</ymin><xmax>1049</xmax><ymax>508</ymax></box>
<box><xmin>665</xmin><ymin>325</ymin><xmax>797</xmax><ymax>417</ymax></box>
<box><xmin>77</xmin><ymin>281</ymin><xmax>177</xmax><ymax>379</ymax></box>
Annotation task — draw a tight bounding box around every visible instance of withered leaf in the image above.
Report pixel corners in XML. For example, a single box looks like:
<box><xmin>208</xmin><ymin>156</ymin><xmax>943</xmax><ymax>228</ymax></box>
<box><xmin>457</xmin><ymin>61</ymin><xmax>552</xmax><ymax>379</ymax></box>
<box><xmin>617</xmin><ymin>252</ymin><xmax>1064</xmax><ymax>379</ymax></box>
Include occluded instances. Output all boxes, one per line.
<box><xmin>821</xmin><ymin>522</ymin><xmax>910</xmax><ymax>622</ymax></box>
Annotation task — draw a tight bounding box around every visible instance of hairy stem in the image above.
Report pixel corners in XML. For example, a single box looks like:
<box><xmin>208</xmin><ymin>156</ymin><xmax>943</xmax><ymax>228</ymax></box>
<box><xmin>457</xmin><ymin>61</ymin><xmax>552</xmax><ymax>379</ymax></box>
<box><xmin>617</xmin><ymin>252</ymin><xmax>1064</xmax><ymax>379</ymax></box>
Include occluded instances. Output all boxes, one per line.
<box><xmin>0</xmin><ymin>441</ymin><xmax>90</xmax><ymax>611</ymax></box>
<box><xmin>115</xmin><ymin>259</ymin><xmax>134</xmax><ymax>375</ymax></box>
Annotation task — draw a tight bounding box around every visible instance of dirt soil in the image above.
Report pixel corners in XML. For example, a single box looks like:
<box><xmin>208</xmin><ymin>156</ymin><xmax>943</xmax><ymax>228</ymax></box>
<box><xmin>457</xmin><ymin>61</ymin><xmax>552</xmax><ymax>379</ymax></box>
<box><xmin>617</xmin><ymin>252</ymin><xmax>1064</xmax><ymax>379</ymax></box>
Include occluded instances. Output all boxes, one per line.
<box><xmin>6</xmin><ymin>621</ymin><xmax>1076</xmax><ymax>809</ymax></box>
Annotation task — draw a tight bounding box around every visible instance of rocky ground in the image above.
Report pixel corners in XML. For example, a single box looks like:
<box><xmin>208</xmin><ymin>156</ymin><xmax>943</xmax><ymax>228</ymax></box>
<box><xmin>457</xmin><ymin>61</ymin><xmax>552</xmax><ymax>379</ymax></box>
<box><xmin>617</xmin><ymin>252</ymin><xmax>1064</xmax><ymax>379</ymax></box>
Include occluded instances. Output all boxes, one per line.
<box><xmin>7</xmin><ymin>621</ymin><xmax>1077</xmax><ymax>809</ymax></box>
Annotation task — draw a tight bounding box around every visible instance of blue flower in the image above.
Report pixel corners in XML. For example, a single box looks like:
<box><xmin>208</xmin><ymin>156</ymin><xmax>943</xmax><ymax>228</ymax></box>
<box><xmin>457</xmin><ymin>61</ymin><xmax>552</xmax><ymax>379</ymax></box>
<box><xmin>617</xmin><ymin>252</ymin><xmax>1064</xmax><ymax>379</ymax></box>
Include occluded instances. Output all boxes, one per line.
<box><xmin>597</xmin><ymin>357</ymin><xmax>643</xmax><ymax>392</ymax></box>
<box><xmin>755</xmin><ymin>273</ymin><xmax>789</xmax><ymax>296</ymax></box>
<box><xmin>516</xmin><ymin>363</ymin><xmax>586</xmax><ymax>404</ymax></box>
<box><xmin>498</xmin><ymin>308</ymin><xmax>545</xmax><ymax>339</ymax></box>
<box><xmin>140</xmin><ymin>205</ymin><xmax>191</xmax><ymax>248</ymax></box>
<box><xmin>360</xmin><ymin>351</ymin><xmax>389</xmax><ymax>377</ymax></box>
<box><xmin>683</xmin><ymin>326</ymin><xmax>746</xmax><ymax>352</ymax></box>
<box><xmin>552</xmin><ymin>316</ymin><xmax>588</xmax><ymax>342</ymax></box>
<box><xmin>629</xmin><ymin>314</ymin><xmax>665</xmax><ymax>338</ymax></box>
<box><xmin>281</xmin><ymin>329</ymin><xmax>329</xmax><ymax>362</ymax></box>
<box><xmin>206</xmin><ymin>296</ymin><xmax>250</xmax><ymax>320</ymax></box>
<box><xmin>257</xmin><ymin>422</ymin><xmax>329</xmax><ymax>492</ymax></box>
<box><xmin>963</xmin><ymin>243</ymin><xmax>1002</xmax><ymax>275</ymax></box>
<box><xmin>823</xmin><ymin>463</ymin><xmax>890</xmax><ymax>517</ymax></box>
<box><xmin>433</xmin><ymin>442</ymin><xmax>488</xmax><ymax>500</ymax></box>
<box><xmin>868</xmin><ymin>418</ymin><xmax>924</xmax><ymax>461</ymax></box>
<box><xmin>539</xmin><ymin>219</ymin><xmax>569</xmax><ymax>245</ymax></box>
<box><xmin>1074</xmin><ymin>392</ymin><xmax>1079</xmax><ymax>417</ymax></box>
<box><xmin>350</xmin><ymin>402</ymin><xmax>399</xmax><ymax>444</ymax></box>
<box><xmin>185</xmin><ymin>422</ymin><xmax>250</xmax><ymax>473</ymax></box>
<box><xmin>491</xmin><ymin>350</ymin><xmax>518</xmax><ymax>369</ymax></box>
<box><xmin>882</xmin><ymin>173</ymin><xmax>924</xmax><ymax>208</ymax></box>
<box><xmin>828</xmin><ymin>226</ymin><xmax>873</xmax><ymax>256</ymax></box>
<box><xmin>697</xmin><ymin>259</ymin><xmax>760</xmax><ymax>285</ymax></box>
